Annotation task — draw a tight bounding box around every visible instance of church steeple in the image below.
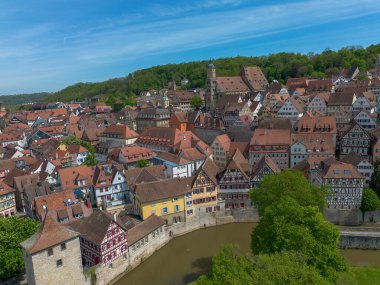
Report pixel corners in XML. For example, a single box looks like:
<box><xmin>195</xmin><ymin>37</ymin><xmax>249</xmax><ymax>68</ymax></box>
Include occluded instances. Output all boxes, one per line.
<box><xmin>206</xmin><ymin>63</ymin><xmax>216</xmax><ymax>112</ymax></box>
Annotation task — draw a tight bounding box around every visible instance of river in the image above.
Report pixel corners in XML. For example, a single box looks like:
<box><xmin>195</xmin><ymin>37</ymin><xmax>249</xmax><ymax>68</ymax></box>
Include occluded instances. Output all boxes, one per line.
<box><xmin>114</xmin><ymin>223</ymin><xmax>380</xmax><ymax>285</ymax></box>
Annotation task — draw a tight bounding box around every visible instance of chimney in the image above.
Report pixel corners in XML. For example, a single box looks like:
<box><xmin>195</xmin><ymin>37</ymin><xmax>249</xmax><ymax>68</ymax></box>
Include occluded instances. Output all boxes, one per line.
<box><xmin>114</xmin><ymin>212</ymin><xmax>117</xmax><ymax>222</ymax></box>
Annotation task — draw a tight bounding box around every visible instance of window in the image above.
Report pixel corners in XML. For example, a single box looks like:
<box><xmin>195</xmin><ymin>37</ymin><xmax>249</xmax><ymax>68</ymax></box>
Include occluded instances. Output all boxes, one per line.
<box><xmin>60</xmin><ymin>243</ymin><xmax>66</xmax><ymax>251</ymax></box>
<box><xmin>162</xmin><ymin>207</ymin><xmax>168</xmax><ymax>214</ymax></box>
<box><xmin>48</xmin><ymin>248</ymin><xmax>53</xmax><ymax>256</ymax></box>
<box><xmin>173</xmin><ymin>197</ymin><xmax>178</xmax><ymax>202</ymax></box>
<box><xmin>174</xmin><ymin>205</ymin><xmax>180</xmax><ymax>212</ymax></box>
<box><xmin>56</xmin><ymin>259</ymin><xmax>63</xmax><ymax>267</ymax></box>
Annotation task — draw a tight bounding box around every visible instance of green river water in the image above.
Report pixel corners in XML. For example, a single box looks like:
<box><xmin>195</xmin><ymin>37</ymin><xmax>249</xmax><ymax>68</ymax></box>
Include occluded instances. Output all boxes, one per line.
<box><xmin>114</xmin><ymin>223</ymin><xmax>380</xmax><ymax>285</ymax></box>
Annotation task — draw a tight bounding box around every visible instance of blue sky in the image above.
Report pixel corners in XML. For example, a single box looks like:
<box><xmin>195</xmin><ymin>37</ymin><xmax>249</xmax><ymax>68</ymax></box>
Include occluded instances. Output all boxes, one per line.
<box><xmin>1</xmin><ymin>0</ymin><xmax>380</xmax><ymax>95</ymax></box>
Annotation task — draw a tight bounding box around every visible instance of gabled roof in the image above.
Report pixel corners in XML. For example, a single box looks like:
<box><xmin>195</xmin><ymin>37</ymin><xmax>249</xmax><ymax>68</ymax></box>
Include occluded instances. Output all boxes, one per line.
<box><xmin>135</xmin><ymin>177</ymin><xmax>193</xmax><ymax>203</ymax></box>
<box><xmin>251</xmin><ymin>155</ymin><xmax>280</xmax><ymax>177</ymax></box>
<box><xmin>21</xmin><ymin>213</ymin><xmax>80</xmax><ymax>255</ymax></box>
<box><xmin>215</xmin><ymin>77</ymin><xmax>250</xmax><ymax>93</ymax></box>
<box><xmin>68</xmin><ymin>209</ymin><xmax>126</xmax><ymax>245</ymax></box>
<box><xmin>124</xmin><ymin>165</ymin><xmax>167</xmax><ymax>187</ymax></box>
<box><xmin>250</xmin><ymin>129</ymin><xmax>291</xmax><ymax>146</ymax></box>
<box><xmin>194</xmin><ymin>157</ymin><xmax>220</xmax><ymax>186</ymax></box>
<box><xmin>319</xmin><ymin>159</ymin><xmax>362</xmax><ymax>179</ymax></box>
<box><xmin>328</xmin><ymin>92</ymin><xmax>356</xmax><ymax>106</ymax></box>
<box><xmin>102</xmin><ymin>124</ymin><xmax>139</xmax><ymax>139</ymax></box>
<box><xmin>222</xmin><ymin>149</ymin><xmax>250</xmax><ymax>178</ymax></box>
<box><xmin>213</xmin><ymin>134</ymin><xmax>231</xmax><ymax>152</ymax></box>
<box><xmin>240</xmin><ymin>66</ymin><xmax>268</xmax><ymax>91</ymax></box>
<box><xmin>127</xmin><ymin>214</ymin><xmax>165</xmax><ymax>245</ymax></box>
<box><xmin>340</xmin><ymin>152</ymin><xmax>368</xmax><ymax>166</ymax></box>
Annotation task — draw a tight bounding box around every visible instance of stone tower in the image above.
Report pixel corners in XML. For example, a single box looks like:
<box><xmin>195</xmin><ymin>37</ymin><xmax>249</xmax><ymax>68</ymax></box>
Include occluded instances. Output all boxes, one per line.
<box><xmin>376</xmin><ymin>54</ymin><xmax>380</xmax><ymax>77</ymax></box>
<box><xmin>163</xmin><ymin>93</ymin><xmax>170</xmax><ymax>108</ymax></box>
<box><xmin>206</xmin><ymin>63</ymin><xmax>216</xmax><ymax>112</ymax></box>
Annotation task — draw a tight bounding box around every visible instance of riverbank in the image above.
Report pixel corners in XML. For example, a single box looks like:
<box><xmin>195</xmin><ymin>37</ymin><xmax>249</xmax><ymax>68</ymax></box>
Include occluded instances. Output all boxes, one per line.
<box><xmin>113</xmin><ymin>222</ymin><xmax>380</xmax><ymax>285</ymax></box>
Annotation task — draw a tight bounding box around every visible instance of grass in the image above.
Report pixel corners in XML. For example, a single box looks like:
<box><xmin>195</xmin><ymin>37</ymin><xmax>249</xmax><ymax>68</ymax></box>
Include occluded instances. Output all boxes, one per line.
<box><xmin>336</xmin><ymin>266</ymin><xmax>380</xmax><ymax>285</ymax></box>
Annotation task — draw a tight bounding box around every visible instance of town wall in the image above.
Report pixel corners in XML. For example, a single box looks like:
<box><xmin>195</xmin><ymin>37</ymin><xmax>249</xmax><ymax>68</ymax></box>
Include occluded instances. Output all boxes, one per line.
<box><xmin>324</xmin><ymin>208</ymin><xmax>380</xmax><ymax>226</ymax></box>
<box><xmin>26</xmin><ymin>207</ymin><xmax>379</xmax><ymax>285</ymax></box>
<box><xmin>339</xmin><ymin>227</ymin><xmax>380</xmax><ymax>249</ymax></box>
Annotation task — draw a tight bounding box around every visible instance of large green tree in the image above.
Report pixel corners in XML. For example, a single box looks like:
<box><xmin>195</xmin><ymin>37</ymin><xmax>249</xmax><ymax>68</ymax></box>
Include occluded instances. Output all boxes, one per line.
<box><xmin>0</xmin><ymin>216</ymin><xmax>40</xmax><ymax>279</ymax></box>
<box><xmin>369</xmin><ymin>160</ymin><xmax>380</xmax><ymax>197</ymax></box>
<box><xmin>196</xmin><ymin>245</ymin><xmax>328</xmax><ymax>285</ymax></box>
<box><xmin>360</xmin><ymin>188</ymin><xmax>380</xmax><ymax>222</ymax></box>
<box><xmin>250</xmin><ymin>169</ymin><xmax>326</xmax><ymax>215</ymax></box>
<box><xmin>251</xmin><ymin>197</ymin><xmax>346</xmax><ymax>281</ymax></box>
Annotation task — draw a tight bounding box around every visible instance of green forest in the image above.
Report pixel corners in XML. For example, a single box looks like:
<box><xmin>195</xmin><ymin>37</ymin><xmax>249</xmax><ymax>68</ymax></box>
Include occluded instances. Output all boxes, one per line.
<box><xmin>1</xmin><ymin>44</ymin><xmax>380</xmax><ymax>106</ymax></box>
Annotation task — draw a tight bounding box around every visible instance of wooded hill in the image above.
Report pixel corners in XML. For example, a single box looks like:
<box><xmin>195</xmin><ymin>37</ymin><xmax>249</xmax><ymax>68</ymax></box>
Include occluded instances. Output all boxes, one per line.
<box><xmin>2</xmin><ymin>44</ymin><xmax>380</xmax><ymax>106</ymax></box>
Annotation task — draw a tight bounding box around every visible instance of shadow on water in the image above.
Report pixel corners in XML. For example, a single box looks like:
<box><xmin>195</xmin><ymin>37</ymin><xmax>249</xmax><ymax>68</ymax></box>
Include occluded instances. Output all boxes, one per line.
<box><xmin>182</xmin><ymin>257</ymin><xmax>212</xmax><ymax>284</ymax></box>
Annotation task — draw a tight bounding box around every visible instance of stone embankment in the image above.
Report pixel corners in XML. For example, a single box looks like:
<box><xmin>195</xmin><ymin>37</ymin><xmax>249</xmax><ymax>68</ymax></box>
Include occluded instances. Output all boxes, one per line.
<box><xmin>39</xmin><ymin>207</ymin><xmax>378</xmax><ymax>285</ymax></box>
<box><xmin>96</xmin><ymin>207</ymin><xmax>259</xmax><ymax>285</ymax></box>
<box><xmin>339</xmin><ymin>227</ymin><xmax>380</xmax><ymax>250</ymax></box>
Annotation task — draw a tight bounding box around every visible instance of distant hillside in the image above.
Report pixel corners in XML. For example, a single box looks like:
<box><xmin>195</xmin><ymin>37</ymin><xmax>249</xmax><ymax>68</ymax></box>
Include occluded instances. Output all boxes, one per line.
<box><xmin>45</xmin><ymin>44</ymin><xmax>380</xmax><ymax>104</ymax></box>
<box><xmin>0</xmin><ymin>92</ymin><xmax>50</xmax><ymax>106</ymax></box>
<box><xmin>6</xmin><ymin>44</ymin><xmax>380</xmax><ymax>107</ymax></box>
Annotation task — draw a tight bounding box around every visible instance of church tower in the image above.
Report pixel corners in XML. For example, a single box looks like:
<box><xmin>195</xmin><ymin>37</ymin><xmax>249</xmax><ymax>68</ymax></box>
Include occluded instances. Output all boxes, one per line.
<box><xmin>206</xmin><ymin>63</ymin><xmax>216</xmax><ymax>112</ymax></box>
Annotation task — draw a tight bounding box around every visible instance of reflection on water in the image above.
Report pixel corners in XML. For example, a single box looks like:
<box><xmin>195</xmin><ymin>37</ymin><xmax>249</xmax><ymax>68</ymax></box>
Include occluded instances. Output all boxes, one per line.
<box><xmin>114</xmin><ymin>223</ymin><xmax>380</xmax><ymax>285</ymax></box>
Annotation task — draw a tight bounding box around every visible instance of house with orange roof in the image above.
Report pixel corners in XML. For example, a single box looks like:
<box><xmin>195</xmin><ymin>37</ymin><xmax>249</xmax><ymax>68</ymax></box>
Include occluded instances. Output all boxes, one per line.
<box><xmin>306</xmin><ymin>92</ymin><xmax>330</xmax><ymax>114</ymax></box>
<box><xmin>92</xmin><ymin>164</ymin><xmax>128</xmax><ymax>208</ymax></box>
<box><xmin>217</xmin><ymin>149</ymin><xmax>251</xmax><ymax>209</ymax></box>
<box><xmin>169</xmin><ymin>112</ymin><xmax>188</xmax><ymax>132</ymax></box>
<box><xmin>185</xmin><ymin>157</ymin><xmax>221</xmax><ymax>218</ymax></box>
<box><xmin>290</xmin><ymin>133</ymin><xmax>335</xmax><ymax>167</ymax></box>
<box><xmin>153</xmin><ymin>151</ymin><xmax>194</xmax><ymax>178</ymax></box>
<box><xmin>249</xmin><ymin>128</ymin><xmax>291</xmax><ymax>170</ymax></box>
<box><xmin>251</xmin><ymin>155</ymin><xmax>281</xmax><ymax>188</ymax></box>
<box><xmin>21</xmin><ymin>213</ymin><xmax>85</xmax><ymax>285</ymax></box>
<box><xmin>99</xmin><ymin>124</ymin><xmax>139</xmax><ymax>146</ymax></box>
<box><xmin>312</xmin><ymin>158</ymin><xmax>364</xmax><ymax>210</ymax></box>
<box><xmin>0</xmin><ymin>181</ymin><xmax>16</xmax><ymax>217</ymax></box>
<box><xmin>112</xmin><ymin>146</ymin><xmax>156</xmax><ymax>167</ymax></box>
<box><xmin>58</xmin><ymin>165</ymin><xmax>94</xmax><ymax>199</ymax></box>
<box><xmin>136</xmin><ymin>126</ymin><xmax>210</xmax><ymax>156</ymax></box>
<box><xmin>211</xmin><ymin>134</ymin><xmax>249</xmax><ymax>168</ymax></box>
<box><xmin>277</xmin><ymin>97</ymin><xmax>305</xmax><ymax>124</ymax></box>
<box><xmin>205</xmin><ymin>64</ymin><xmax>267</xmax><ymax>112</ymax></box>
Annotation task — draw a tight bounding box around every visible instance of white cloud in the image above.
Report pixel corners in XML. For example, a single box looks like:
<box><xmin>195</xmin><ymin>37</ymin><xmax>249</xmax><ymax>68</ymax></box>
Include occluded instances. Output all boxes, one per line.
<box><xmin>1</xmin><ymin>0</ymin><xmax>380</xmax><ymax>93</ymax></box>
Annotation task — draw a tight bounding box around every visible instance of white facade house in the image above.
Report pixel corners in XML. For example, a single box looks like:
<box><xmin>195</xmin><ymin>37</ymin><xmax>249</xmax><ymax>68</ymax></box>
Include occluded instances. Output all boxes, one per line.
<box><xmin>307</xmin><ymin>93</ymin><xmax>329</xmax><ymax>114</ymax></box>
<box><xmin>354</xmin><ymin>110</ymin><xmax>377</xmax><ymax>130</ymax></box>
<box><xmin>152</xmin><ymin>154</ymin><xmax>194</xmax><ymax>178</ymax></box>
<box><xmin>94</xmin><ymin>170</ymin><xmax>128</xmax><ymax>208</ymax></box>
<box><xmin>277</xmin><ymin>97</ymin><xmax>304</xmax><ymax>124</ymax></box>
<box><xmin>352</xmin><ymin>96</ymin><xmax>374</xmax><ymax>114</ymax></box>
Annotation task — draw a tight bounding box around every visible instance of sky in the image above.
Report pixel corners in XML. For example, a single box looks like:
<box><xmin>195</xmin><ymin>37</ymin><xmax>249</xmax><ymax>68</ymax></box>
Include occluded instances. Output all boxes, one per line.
<box><xmin>1</xmin><ymin>0</ymin><xmax>380</xmax><ymax>95</ymax></box>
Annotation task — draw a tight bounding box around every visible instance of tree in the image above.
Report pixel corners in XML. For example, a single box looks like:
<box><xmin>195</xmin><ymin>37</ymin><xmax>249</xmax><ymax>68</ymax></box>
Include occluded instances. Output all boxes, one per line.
<box><xmin>190</xmin><ymin>95</ymin><xmax>202</xmax><ymax>109</ymax></box>
<box><xmin>369</xmin><ymin>160</ymin><xmax>380</xmax><ymax>197</ymax></box>
<box><xmin>63</xmin><ymin>135</ymin><xmax>94</xmax><ymax>153</ymax></box>
<box><xmin>360</xmin><ymin>188</ymin><xmax>380</xmax><ymax>222</ymax></box>
<box><xmin>0</xmin><ymin>216</ymin><xmax>40</xmax><ymax>279</ymax></box>
<box><xmin>136</xmin><ymin>160</ymin><xmax>149</xmax><ymax>168</ymax></box>
<box><xmin>196</xmin><ymin>245</ymin><xmax>328</xmax><ymax>285</ymax></box>
<box><xmin>83</xmin><ymin>152</ymin><xmax>97</xmax><ymax>166</ymax></box>
<box><xmin>250</xmin><ymin>169</ymin><xmax>326</xmax><ymax>216</ymax></box>
<box><xmin>251</xmin><ymin>197</ymin><xmax>346</xmax><ymax>282</ymax></box>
